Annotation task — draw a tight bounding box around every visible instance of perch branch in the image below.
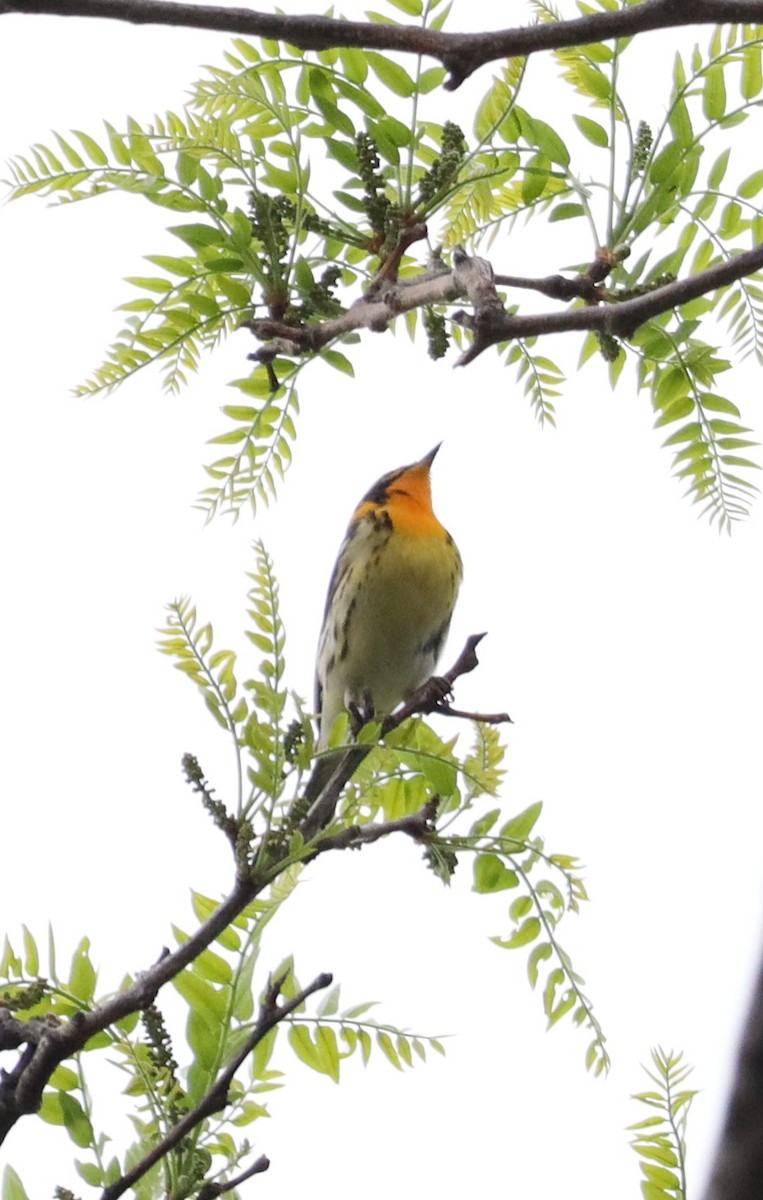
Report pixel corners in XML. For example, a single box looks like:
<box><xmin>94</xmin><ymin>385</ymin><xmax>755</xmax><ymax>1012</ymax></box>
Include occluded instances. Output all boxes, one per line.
<box><xmin>300</xmin><ymin>632</ymin><xmax>508</xmax><ymax>839</ymax></box>
<box><xmin>312</xmin><ymin>798</ymin><xmax>441</xmax><ymax>854</ymax></box>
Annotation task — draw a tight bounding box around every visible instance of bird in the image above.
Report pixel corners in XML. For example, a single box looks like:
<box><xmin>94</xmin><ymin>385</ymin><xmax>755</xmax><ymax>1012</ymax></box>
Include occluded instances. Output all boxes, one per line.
<box><xmin>305</xmin><ymin>444</ymin><xmax>462</xmax><ymax>813</ymax></box>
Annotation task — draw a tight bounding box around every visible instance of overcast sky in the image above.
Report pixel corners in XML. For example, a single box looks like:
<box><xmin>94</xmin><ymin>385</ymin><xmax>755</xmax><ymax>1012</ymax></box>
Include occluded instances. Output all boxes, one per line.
<box><xmin>2</xmin><ymin>3</ymin><xmax>762</xmax><ymax>1198</ymax></box>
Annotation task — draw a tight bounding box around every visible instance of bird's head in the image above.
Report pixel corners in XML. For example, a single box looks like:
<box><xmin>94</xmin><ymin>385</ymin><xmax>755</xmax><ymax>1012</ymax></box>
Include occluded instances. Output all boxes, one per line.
<box><xmin>360</xmin><ymin>443</ymin><xmax>441</xmax><ymax>509</ymax></box>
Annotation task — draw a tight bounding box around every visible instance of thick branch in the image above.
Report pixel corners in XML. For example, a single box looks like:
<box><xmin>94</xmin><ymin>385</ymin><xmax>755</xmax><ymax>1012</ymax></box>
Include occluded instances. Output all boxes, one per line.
<box><xmin>101</xmin><ymin>972</ymin><xmax>332</xmax><ymax>1200</ymax></box>
<box><xmin>250</xmin><ymin>242</ymin><xmax>763</xmax><ymax>368</ymax></box>
<box><xmin>6</xmin><ymin>0</ymin><xmax>763</xmax><ymax>88</ymax></box>
<box><xmin>246</xmin><ymin>266</ymin><xmax>463</xmax><ymax>358</ymax></box>
<box><xmin>703</xmin><ymin>955</ymin><xmax>763</xmax><ymax>1200</ymax></box>
<box><xmin>455</xmin><ymin>242</ymin><xmax>763</xmax><ymax>362</ymax></box>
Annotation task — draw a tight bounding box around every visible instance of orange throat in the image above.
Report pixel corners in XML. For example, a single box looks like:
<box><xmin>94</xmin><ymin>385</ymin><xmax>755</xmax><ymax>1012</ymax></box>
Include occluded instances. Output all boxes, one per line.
<box><xmin>356</xmin><ymin>462</ymin><xmax>445</xmax><ymax>537</ymax></box>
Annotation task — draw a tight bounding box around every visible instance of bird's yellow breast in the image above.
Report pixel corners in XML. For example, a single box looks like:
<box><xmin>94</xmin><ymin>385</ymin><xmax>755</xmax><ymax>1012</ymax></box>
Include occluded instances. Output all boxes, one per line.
<box><xmin>317</xmin><ymin>514</ymin><xmax>462</xmax><ymax>735</ymax></box>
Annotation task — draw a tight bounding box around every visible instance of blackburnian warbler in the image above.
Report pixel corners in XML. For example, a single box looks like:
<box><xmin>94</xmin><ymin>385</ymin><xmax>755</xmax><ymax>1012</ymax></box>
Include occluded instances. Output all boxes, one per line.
<box><xmin>313</xmin><ymin>444</ymin><xmax>462</xmax><ymax>757</ymax></box>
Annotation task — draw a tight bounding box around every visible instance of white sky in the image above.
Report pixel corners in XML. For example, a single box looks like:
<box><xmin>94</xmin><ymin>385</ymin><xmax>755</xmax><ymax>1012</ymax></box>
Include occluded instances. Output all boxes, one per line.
<box><xmin>2</xmin><ymin>3</ymin><xmax>762</xmax><ymax>1198</ymax></box>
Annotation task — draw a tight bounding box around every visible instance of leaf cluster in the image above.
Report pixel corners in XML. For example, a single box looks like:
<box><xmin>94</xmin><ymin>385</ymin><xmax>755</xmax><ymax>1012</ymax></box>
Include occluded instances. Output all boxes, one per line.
<box><xmin>7</xmin><ymin>0</ymin><xmax>762</xmax><ymax>524</ymax></box>
<box><xmin>628</xmin><ymin>1048</ymin><xmax>697</xmax><ymax>1200</ymax></box>
<box><xmin>157</xmin><ymin>548</ymin><xmax>603</xmax><ymax>1073</ymax></box>
<box><xmin>1</xmin><ymin>539</ymin><xmax>601</xmax><ymax>1195</ymax></box>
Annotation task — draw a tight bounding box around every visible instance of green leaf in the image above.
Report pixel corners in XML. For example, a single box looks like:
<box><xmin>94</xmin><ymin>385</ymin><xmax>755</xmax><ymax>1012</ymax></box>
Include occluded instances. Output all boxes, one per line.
<box><xmin>338</xmin><ymin>48</ymin><xmax>369</xmax><ymax>83</ymax></box>
<box><xmin>104</xmin><ymin>121</ymin><xmax>131</xmax><ymax>166</ymax></box>
<box><xmin>75</xmin><ymin>1162</ymin><xmax>104</xmax><ymax>1188</ymax></box>
<box><xmin>500</xmin><ymin>801</ymin><xmax>542</xmax><ymax>843</ymax></box>
<box><xmin>493</xmin><ymin>916</ymin><xmax>541</xmax><ymax>949</ymax></box>
<box><xmin>419</xmin><ymin>67</ymin><xmax>447</xmax><ymax>93</ymax></box>
<box><xmin>642</xmin><ymin>1164</ymin><xmax>681</xmax><ymax>1190</ymax></box>
<box><xmin>703</xmin><ymin>63</ymin><xmax>727</xmax><ymax>121</ymax></box>
<box><xmin>573</xmin><ymin>115</ymin><xmax>608</xmax><ymax>147</ymax></box>
<box><xmin>739</xmin><ymin>169</ymin><xmax>763</xmax><ymax>199</ymax></box>
<box><xmin>21</xmin><ymin>926</ymin><xmax>38</xmax><ymax>975</ymax></box>
<box><xmin>521</xmin><ymin>152</ymin><xmax>550</xmax><ymax>204</ymax></box>
<box><xmin>315</xmin><ymin>1025</ymin><xmax>341</xmax><ymax>1081</ymax></box>
<box><xmin>649</xmin><ymin>141</ymin><xmax>682</xmax><ymax>185</ymax></box>
<box><xmin>232</xmin><ymin>1100</ymin><xmax>269</xmax><ymax>1125</ymax></box>
<box><xmin>169</xmin><ymin>222</ymin><xmax>227</xmax><ymax>249</ymax></box>
<box><xmin>145</xmin><ymin>253</ymin><xmax>195</xmax><ymax>277</ymax></box>
<box><xmin>341</xmin><ymin>1001</ymin><xmax>379</xmax><ymax>1019</ymax></box>
<box><xmin>473</xmin><ymin>853</ymin><xmax>519</xmax><ymax>893</ymax></box>
<box><xmin>654</xmin><ymin>397</ymin><xmax>695</xmax><ymax>427</ymax></box>
<box><xmin>327</xmin><ymin>138</ymin><xmax>360</xmax><ymax>172</ymax></box>
<box><xmin>124</xmin><ymin>275</ymin><xmax>173</xmax><ymax>294</ymax></box>
<box><xmin>60</xmin><ymin>1093</ymin><xmax>95</xmax><ymax>1149</ymax></box>
<box><xmin>708</xmin><ymin>147</ymin><xmax>731</xmax><ymax>190</ymax></box>
<box><xmin>174</xmin><ymin>967</ymin><xmax>226</xmax><ymax>1024</ymax></box>
<box><xmin>68</xmin><ymin>938</ymin><xmax>96</xmax><ymax>1002</ymax></box>
<box><xmin>71</xmin><ymin>129</ymin><xmax>107</xmax><ymax>165</ymax></box>
<box><xmin>527</xmin><ymin>941</ymin><xmax>553</xmax><ymax>987</ymax></box>
<box><xmin>700</xmin><ymin>393</ymin><xmax>741</xmax><ymax>416</ymax></box>
<box><xmin>397</xmin><ymin>1035</ymin><xmax>413</xmax><ymax>1067</ymax></box>
<box><xmin>365</xmin><ymin>52</ymin><xmax>416</xmax><ymax>96</ymax></box>
<box><xmin>321</xmin><ymin>349</ymin><xmax>355</xmax><ymax>376</ymax></box>
<box><xmin>742</xmin><ymin>43</ymin><xmax>763</xmax><ymax>99</ymax></box>
<box><xmin>510</xmin><ymin>895</ymin><xmax>533</xmax><ymax>922</ymax></box>
<box><xmin>49</xmin><ymin>1066</ymin><xmax>78</xmax><ymax>1092</ymax></box>
<box><xmin>576</xmin><ymin>62</ymin><xmax>611</xmax><ymax>100</ymax></box>
<box><xmin>662</xmin><ymin>422</ymin><xmax>702</xmax><ymax>446</ymax></box>
<box><xmin>470</xmin><ymin>808</ymin><xmax>501</xmax><ymax>836</ymax></box>
<box><xmin>526</xmin><ymin>116</ymin><xmax>570</xmax><ymax>165</ymax></box>
<box><xmin>548</xmin><ymin>988</ymin><xmax>576</xmax><ymax>1027</ymax></box>
<box><xmin>317</xmin><ymin>984</ymin><xmax>341</xmax><ymax>1017</ymax></box>
<box><xmin>720</xmin><ymin>454</ymin><xmax>760</xmax><ymax>470</ymax></box>
<box><xmin>2</xmin><ymin>1168</ymin><xmax>30</xmax><ymax>1200</ymax></box>
<box><xmin>194</xmin><ymin>948</ymin><xmax>233</xmax><ymax>985</ymax></box>
<box><xmin>289</xmin><ymin>1024</ymin><xmax>322</xmax><ymax>1071</ymax></box>
<box><xmin>549</xmin><ymin>203</ymin><xmax>585</xmax><ymax>222</ymax></box>
<box><xmin>377</xmin><ymin>1030</ymin><xmax>403</xmax><ymax>1070</ymax></box>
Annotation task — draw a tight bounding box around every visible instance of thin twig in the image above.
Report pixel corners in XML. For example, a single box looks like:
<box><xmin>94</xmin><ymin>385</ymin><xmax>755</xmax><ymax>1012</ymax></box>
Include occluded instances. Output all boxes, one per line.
<box><xmin>198</xmin><ymin>1155</ymin><xmax>271</xmax><ymax>1200</ymax></box>
<box><xmin>101</xmin><ymin>973</ymin><xmax>332</xmax><ymax>1200</ymax></box>
<box><xmin>433</xmin><ymin>704</ymin><xmax>511</xmax><ymax>723</ymax></box>
<box><xmin>312</xmin><ymin>798</ymin><xmax>440</xmax><ymax>854</ymax></box>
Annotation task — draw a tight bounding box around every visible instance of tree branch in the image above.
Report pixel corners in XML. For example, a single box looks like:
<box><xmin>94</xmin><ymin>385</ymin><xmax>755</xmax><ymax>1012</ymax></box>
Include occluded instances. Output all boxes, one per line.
<box><xmin>101</xmin><ymin>972</ymin><xmax>332</xmax><ymax>1200</ymax></box>
<box><xmin>248</xmin><ymin>242</ymin><xmax>763</xmax><ymax>369</ymax></box>
<box><xmin>0</xmin><ymin>873</ymin><xmax>262</xmax><ymax>1143</ymax></box>
<box><xmin>6</xmin><ymin>0</ymin><xmax>763</xmax><ymax>89</ymax></box>
<box><xmin>197</xmin><ymin>1155</ymin><xmax>270</xmax><ymax>1200</ymax></box>
<box><xmin>311</xmin><ymin>798</ymin><xmax>441</xmax><ymax>854</ymax></box>
<box><xmin>703</xmin><ymin>954</ymin><xmax>763</xmax><ymax>1200</ymax></box>
<box><xmin>0</xmin><ymin>732</ymin><xmax>459</xmax><ymax>1144</ymax></box>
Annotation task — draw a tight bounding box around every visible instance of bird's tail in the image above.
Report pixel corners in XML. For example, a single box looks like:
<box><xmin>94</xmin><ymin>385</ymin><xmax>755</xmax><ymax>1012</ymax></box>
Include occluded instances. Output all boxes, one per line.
<box><xmin>303</xmin><ymin>750</ymin><xmax>341</xmax><ymax>808</ymax></box>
